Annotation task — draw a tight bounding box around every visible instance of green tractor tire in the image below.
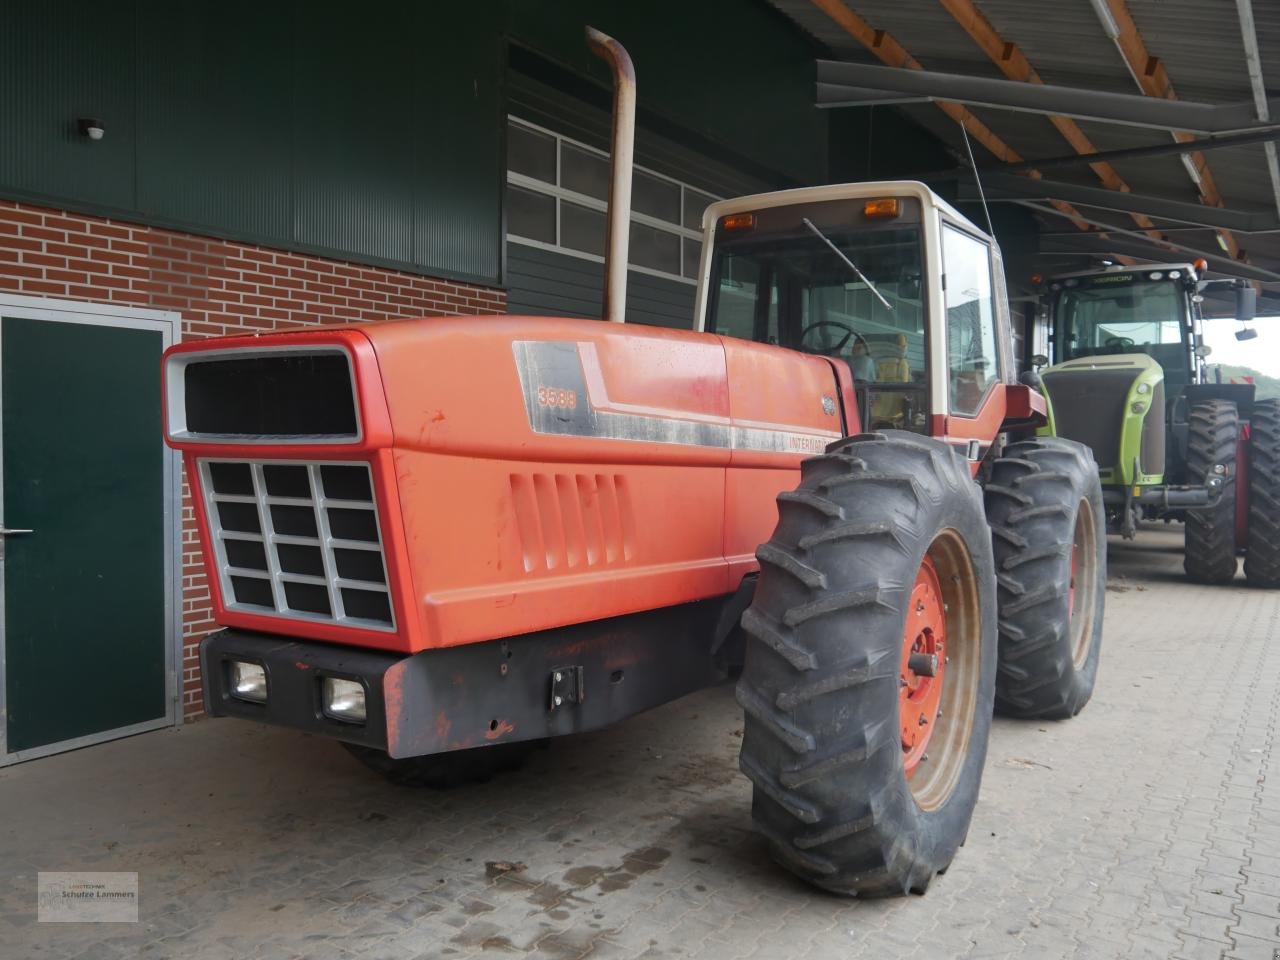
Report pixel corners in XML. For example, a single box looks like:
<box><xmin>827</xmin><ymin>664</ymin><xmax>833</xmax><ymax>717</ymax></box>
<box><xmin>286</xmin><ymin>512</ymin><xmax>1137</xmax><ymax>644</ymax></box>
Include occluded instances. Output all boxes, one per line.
<box><xmin>1245</xmin><ymin>398</ymin><xmax>1280</xmax><ymax>588</ymax></box>
<box><xmin>1184</xmin><ymin>400</ymin><xmax>1239</xmax><ymax>584</ymax></box>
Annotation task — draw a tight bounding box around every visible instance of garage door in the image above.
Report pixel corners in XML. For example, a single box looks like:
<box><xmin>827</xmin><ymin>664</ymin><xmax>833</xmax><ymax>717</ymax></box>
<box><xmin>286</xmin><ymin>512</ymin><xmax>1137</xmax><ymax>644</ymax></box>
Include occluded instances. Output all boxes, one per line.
<box><xmin>1</xmin><ymin>300</ymin><xmax>178</xmax><ymax>763</ymax></box>
<box><xmin>504</xmin><ymin>71</ymin><xmax>771</xmax><ymax>328</ymax></box>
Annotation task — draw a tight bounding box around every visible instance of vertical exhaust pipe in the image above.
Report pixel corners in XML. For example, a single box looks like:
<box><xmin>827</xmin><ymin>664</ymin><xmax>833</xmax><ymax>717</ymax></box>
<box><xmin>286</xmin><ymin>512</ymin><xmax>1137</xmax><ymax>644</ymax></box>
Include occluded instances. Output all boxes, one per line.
<box><xmin>586</xmin><ymin>27</ymin><xmax>635</xmax><ymax>324</ymax></box>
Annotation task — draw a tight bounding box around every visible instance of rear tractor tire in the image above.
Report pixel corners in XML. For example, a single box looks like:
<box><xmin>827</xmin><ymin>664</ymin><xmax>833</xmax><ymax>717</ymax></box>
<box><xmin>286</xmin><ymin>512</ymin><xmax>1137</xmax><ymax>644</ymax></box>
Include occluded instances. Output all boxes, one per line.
<box><xmin>1184</xmin><ymin>399</ymin><xmax>1240</xmax><ymax>584</ymax></box>
<box><xmin>985</xmin><ymin>438</ymin><xmax>1106</xmax><ymax>720</ymax></box>
<box><xmin>1245</xmin><ymin>397</ymin><xmax>1280</xmax><ymax>587</ymax></box>
<box><xmin>342</xmin><ymin>740</ymin><xmax>540</xmax><ymax>789</ymax></box>
<box><xmin>736</xmin><ymin>431</ymin><xmax>997</xmax><ymax>897</ymax></box>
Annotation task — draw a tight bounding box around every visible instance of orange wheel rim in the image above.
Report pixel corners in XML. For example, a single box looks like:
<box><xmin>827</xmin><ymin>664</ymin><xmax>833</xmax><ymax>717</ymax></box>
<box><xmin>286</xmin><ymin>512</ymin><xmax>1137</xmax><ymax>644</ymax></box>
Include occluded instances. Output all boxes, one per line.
<box><xmin>901</xmin><ymin>555</ymin><xmax>946</xmax><ymax>777</ymax></box>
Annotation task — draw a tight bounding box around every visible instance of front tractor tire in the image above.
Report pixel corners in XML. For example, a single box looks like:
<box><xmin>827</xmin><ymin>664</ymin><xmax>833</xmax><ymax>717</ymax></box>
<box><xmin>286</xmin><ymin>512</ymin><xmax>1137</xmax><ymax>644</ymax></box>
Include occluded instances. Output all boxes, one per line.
<box><xmin>1184</xmin><ymin>400</ymin><xmax>1240</xmax><ymax>584</ymax></box>
<box><xmin>985</xmin><ymin>438</ymin><xmax>1106</xmax><ymax>720</ymax></box>
<box><xmin>1245</xmin><ymin>398</ymin><xmax>1280</xmax><ymax>587</ymax></box>
<box><xmin>736</xmin><ymin>432</ymin><xmax>996</xmax><ymax>897</ymax></box>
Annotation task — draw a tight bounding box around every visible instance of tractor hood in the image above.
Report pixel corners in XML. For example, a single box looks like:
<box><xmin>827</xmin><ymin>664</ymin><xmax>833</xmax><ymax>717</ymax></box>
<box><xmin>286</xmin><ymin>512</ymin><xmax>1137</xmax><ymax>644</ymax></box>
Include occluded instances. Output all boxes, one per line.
<box><xmin>1041</xmin><ymin>352</ymin><xmax>1166</xmax><ymax>485</ymax></box>
<box><xmin>1045</xmin><ymin>352</ymin><xmax>1162</xmax><ymax>375</ymax></box>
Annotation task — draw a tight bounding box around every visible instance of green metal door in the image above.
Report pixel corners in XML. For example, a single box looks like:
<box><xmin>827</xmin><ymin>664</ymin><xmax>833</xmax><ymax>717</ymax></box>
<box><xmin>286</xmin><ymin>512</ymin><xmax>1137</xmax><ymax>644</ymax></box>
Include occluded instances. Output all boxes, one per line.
<box><xmin>2</xmin><ymin>313</ymin><xmax>170</xmax><ymax>758</ymax></box>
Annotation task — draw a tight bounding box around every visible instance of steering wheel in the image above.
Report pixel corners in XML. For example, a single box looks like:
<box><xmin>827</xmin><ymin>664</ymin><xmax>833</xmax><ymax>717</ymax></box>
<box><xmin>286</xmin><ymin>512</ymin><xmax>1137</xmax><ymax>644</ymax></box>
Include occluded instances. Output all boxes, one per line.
<box><xmin>800</xmin><ymin>320</ymin><xmax>856</xmax><ymax>352</ymax></box>
<box><xmin>1105</xmin><ymin>335</ymin><xmax>1135</xmax><ymax>348</ymax></box>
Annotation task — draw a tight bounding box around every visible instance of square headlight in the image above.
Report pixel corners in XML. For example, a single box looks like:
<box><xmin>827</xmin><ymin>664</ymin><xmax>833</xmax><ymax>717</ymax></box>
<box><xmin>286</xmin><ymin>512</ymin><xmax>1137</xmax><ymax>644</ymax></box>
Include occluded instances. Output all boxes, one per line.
<box><xmin>322</xmin><ymin>677</ymin><xmax>366</xmax><ymax>724</ymax></box>
<box><xmin>229</xmin><ymin>660</ymin><xmax>268</xmax><ymax>703</ymax></box>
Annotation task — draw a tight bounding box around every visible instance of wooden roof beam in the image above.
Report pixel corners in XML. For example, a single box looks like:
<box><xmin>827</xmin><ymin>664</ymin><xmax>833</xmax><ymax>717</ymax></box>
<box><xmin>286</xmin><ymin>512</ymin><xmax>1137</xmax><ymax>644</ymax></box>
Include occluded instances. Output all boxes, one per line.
<box><xmin>807</xmin><ymin>0</ymin><xmax>1095</xmax><ymax>233</ymax></box>
<box><xmin>1099</xmin><ymin>0</ymin><xmax>1246</xmax><ymax>264</ymax></box>
<box><xmin>937</xmin><ymin>0</ymin><xmax>1165</xmax><ymax>244</ymax></box>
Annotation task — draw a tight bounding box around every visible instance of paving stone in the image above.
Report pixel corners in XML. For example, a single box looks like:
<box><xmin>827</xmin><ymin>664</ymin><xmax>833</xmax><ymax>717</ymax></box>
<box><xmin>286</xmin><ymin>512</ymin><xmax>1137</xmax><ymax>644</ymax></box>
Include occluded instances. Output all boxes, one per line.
<box><xmin>2</xmin><ymin>526</ymin><xmax>1279</xmax><ymax>959</ymax></box>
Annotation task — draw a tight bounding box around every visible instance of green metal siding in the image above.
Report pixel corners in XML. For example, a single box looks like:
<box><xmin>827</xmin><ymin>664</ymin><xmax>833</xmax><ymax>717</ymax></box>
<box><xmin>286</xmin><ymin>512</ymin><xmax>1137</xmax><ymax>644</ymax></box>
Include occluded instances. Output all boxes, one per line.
<box><xmin>136</xmin><ymin>0</ymin><xmax>292</xmax><ymax>239</ymax></box>
<box><xmin>0</xmin><ymin>1</ymin><xmax>503</xmax><ymax>286</ymax></box>
<box><xmin>507</xmin><ymin>67</ymin><xmax>771</xmax><ymax>199</ymax></box>
<box><xmin>293</xmin><ymin>2</ymin><xmax>417</xmax><ymax>265</ymax></box>
<box><xmin>506</xmin><ymin>0</ymin><xmax>828</xmax><ymax>186</ymax></box>
<box><xmin>0</xmin><ymin>1</ymin><xmax>952</xmax><ymax>293</ymax></box>
<box><xmin>507</xmin><ymin>244</ymin><xmax>694</xmax><ymax>329</ymax></box>
<box><xmin>0</xmin><ymin>1</ymin><xmax>137</xmax><ymax>211</ymax></box>
<box><xmin>504</xmin><ymin>70</ymin><xmax>764</xmax><ymax>329</ymax></box>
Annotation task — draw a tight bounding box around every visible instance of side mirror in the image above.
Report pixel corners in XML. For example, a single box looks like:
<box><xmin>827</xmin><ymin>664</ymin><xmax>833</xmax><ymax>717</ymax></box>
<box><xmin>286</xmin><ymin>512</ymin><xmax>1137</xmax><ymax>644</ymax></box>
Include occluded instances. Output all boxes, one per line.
<box><xmin>1031</xmin><ymin>353</ymin><xmax>1049</xmax><ymax>369</ymax></box>
<box><xmin>1236</xmin><ymin>326</ymin><xmax>1258</xmax><ymax>342</ymax></box>
<box><xmin>1236</xmin><ymin>284</ymin><xmax>1258</xmax><ymax>324</ymax></box>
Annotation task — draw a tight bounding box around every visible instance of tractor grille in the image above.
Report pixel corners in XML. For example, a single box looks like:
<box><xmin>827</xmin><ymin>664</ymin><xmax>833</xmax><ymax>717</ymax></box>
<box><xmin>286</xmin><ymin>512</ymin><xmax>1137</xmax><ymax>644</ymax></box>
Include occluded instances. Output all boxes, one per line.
<box><xmin>1042</xmin><ymin>367</ymin><xmax>1140</xmax><ymax>469</ymax></box>
<box><xmin>199</xmin><ymin>459</ymin><xmax>394</xmax><ymax>631</ymax></box>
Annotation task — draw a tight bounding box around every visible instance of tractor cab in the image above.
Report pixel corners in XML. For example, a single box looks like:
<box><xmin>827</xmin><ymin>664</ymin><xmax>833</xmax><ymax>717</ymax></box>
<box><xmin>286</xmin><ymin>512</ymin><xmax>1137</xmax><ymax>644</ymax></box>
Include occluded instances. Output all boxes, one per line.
<box><xmin>1048</xmin><ymin>266</ymin><xmax>1203</xmax><ymax>396</ymax></box>
<box><xmin>693</xmin><ymin>181</ymin><xmax>1021</xmax><ymax>443</ymax></box>
<box><xmin>1036</xmin><ymin>263</ymin><xmax>1269</xmax><ymax>569</ymax></box>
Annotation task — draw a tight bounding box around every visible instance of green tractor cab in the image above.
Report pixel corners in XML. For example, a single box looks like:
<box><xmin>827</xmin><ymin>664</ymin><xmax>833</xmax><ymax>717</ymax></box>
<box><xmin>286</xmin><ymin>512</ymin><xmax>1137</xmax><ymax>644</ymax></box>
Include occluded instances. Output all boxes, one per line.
<box><xmin>1035</xmin><ymin>263</ymin><xmax>1280</xmax><ymax>586</ymax></box>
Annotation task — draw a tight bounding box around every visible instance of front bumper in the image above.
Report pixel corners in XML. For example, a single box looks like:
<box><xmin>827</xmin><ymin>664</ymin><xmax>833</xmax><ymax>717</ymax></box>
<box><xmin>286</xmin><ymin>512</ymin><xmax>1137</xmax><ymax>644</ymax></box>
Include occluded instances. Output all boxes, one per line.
<box><xmin>200</xmin><ymin>599</ymin><xmax>724</xmax><ymax>759</ymax></box>
<box><xmin>202</xmin><ymin>630</ymin><xmax>399</xmax><ymax>751</ymax></box>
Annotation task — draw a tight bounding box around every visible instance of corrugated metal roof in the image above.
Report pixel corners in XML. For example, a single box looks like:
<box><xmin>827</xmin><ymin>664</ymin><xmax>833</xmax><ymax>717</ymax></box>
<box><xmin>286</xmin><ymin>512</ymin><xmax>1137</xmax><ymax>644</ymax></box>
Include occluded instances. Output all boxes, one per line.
<box><xmin>766</xmin><ymin>0</ymin><xmax>1280</xmax><ymax>300</ymax></box>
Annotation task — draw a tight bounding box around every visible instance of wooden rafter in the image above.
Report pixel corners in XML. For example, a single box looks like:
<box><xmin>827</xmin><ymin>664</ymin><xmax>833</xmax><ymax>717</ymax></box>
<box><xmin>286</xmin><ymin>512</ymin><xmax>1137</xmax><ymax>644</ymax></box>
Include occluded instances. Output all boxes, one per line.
<box><xmin>807</xmin><ymin>0</ymin><xmax>1094</xmax><ymax>233</ymax></box>
<box><xmin>937</xmin><ymin>0</ymin><xmax>1166</xmax><ymax>245</ymax></box>
<box><xmin>1102</xmin><ymin>0</ymin><xmax>1246</xmax><ymax>263</ymax></box>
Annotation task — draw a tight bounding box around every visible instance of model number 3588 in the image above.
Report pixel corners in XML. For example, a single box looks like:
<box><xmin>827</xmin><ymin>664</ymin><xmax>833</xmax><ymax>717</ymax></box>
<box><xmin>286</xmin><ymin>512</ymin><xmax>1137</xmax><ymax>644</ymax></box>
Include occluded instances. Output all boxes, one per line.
<box><xmin>537</xmin><ymin>386</ymin><xmax>578</xmax><ymax>408</ymax></box>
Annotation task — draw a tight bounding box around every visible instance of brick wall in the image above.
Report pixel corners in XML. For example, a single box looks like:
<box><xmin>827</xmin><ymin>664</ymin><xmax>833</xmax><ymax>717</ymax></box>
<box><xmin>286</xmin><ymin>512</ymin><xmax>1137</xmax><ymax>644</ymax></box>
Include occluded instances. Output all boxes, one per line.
<box><xmin>0</xmin><ymin>199</ymin><xmax>507</xmax><ymax>721</ymax></box>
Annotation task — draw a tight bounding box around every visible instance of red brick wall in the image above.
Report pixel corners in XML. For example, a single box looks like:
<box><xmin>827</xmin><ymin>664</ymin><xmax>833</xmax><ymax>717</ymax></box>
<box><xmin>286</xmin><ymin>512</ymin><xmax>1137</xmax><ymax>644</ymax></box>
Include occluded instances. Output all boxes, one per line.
<box><xmin>0</xmin><ymin>199</ymin><xmax>507</xmax><ymax>721</ymax></box>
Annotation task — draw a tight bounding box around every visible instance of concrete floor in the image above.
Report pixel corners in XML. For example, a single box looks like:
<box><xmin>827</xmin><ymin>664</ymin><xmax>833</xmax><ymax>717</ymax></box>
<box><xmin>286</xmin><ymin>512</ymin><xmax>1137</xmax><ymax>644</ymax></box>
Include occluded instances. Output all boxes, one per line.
<box><xmin>2</xmin><ymin>526</ymin><xmax>1279</xmax><ymax>959</ymax></box>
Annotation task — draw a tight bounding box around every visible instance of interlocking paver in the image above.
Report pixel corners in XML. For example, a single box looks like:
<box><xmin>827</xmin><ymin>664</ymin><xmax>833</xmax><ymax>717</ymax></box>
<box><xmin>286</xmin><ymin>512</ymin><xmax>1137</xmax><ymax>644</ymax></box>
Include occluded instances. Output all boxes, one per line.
<box><xmin>2</xmin><ymin>526</ymin><xmax>1280</xmax><ymax>959</ymax></box>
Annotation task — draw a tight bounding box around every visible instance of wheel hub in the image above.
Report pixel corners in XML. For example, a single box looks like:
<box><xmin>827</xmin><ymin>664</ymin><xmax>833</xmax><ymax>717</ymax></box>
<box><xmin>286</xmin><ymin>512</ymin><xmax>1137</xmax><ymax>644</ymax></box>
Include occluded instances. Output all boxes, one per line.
<box><xmin>900</xmin><ymin>556</ymin><xmax>947</xmax><ymax>776</ymax></box>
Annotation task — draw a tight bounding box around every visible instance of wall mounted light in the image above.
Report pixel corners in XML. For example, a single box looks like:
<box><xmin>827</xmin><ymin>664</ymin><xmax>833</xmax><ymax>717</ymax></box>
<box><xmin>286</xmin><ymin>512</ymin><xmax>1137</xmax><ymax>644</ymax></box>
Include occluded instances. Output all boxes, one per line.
<box><xmin>77</xmin><ymin>117</ymin><xmax>105</xmax><ymax>141</ymax></box>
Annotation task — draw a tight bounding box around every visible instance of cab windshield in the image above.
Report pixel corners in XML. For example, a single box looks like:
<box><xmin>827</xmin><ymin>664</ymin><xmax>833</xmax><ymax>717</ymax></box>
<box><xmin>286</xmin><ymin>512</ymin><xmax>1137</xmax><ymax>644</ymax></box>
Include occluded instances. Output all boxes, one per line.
<box><xmin>706</xmin><ymin>216</ymin><xmax>925</xmax><ymax>387</ymax></box>
<box><xmin>1057</xmin><ymin>277</ymin><xmax>1188</xmax><ymax>365</ymax></box>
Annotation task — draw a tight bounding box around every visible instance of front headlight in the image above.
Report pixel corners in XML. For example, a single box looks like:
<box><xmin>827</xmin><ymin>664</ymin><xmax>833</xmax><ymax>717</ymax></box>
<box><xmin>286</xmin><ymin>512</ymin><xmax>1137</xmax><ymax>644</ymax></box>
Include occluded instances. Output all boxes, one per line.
<box><xmin>229</xmin><ymin>661</ymin><xmax>268</xmax><ymax>703</ymax></box>
<box><xmin>322</xmin><ymin>677</ymin><xmax>367</xmax><ymax>724</ymax></box>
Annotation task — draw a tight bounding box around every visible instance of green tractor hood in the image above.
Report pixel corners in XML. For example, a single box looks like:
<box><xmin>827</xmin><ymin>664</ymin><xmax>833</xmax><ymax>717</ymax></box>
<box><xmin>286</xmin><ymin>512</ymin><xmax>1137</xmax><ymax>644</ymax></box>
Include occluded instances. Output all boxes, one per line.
<box><xmin>1039</xmin><ymin>353</ymin><xmax>1165</xmax><ymax>489</ymax></box>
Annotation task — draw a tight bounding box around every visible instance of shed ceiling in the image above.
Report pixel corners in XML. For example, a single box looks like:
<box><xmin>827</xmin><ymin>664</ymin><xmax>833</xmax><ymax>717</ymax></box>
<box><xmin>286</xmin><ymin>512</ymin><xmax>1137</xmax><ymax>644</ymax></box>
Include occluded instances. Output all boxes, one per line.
<box><xmin>768</xmin><ymin>0</ymin><xmax>1280</xmax><ymax>313</ymax></box>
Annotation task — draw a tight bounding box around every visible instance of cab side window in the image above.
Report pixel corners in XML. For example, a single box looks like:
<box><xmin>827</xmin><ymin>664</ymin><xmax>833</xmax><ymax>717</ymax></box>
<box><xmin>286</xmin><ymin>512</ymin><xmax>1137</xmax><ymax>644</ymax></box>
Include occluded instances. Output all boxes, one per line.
<box><xmin>714</xmin><ymin>254</ymin><xmax>779</xmax><ymax>344</ymax></box>
<box><xmin>942</xmin><ymin>224</ymin><xmax>999</xmax><ymax>415</ymax></box>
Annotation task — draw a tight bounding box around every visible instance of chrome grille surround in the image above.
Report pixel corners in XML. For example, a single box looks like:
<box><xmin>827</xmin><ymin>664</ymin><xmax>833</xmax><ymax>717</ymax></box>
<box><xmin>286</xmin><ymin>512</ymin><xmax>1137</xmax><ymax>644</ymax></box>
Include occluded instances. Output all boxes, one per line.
<box><xmin>198</xmin><ymin>459</ymin><xmax>394</xmax><ymax>631</ymax></box>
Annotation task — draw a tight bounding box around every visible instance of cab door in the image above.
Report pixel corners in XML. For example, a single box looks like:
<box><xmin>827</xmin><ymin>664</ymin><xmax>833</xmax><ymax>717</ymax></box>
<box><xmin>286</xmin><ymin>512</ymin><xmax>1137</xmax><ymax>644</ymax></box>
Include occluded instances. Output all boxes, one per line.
<box><xmin>936</xmin><ymin>220</ymin><xmax>1007</xmax><ymax>463</ymax></box>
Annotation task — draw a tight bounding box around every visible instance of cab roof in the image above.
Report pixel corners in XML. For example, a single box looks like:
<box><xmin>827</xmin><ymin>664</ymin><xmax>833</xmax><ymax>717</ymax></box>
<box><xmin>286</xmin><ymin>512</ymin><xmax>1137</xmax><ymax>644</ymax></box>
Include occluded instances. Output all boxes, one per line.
<box><xmin>701</xmin><ymin>180</ymin><xmax>994</xmax><ymax>247</ymax></box>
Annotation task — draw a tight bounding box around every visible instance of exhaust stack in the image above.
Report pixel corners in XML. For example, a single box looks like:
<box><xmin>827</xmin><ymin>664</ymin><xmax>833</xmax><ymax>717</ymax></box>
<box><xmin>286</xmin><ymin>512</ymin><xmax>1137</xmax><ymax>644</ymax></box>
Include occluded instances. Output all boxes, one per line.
<box><xmin>586</xmin><ymin>27</ymin><xmax>635</xmax><ymax>324</ymax></box>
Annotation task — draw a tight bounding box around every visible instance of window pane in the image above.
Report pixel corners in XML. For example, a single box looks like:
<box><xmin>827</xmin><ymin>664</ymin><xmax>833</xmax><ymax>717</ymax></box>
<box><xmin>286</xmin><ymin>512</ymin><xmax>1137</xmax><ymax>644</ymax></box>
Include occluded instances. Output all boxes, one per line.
<box><xmin>506</xmin><ymin>185</ymin><xmax>555</xmax><ymax>244</ymax></box>
<box><xmin>709</xmin><ymin>257</ymin><xmax>780</xmax><ymax>344</ymax></box>
<box><xmin>684</xmin><ymin>189</ymin><xmax>716</xmax><ymax>231</ymax></box>
<box><xmin>683</xmin><ymin>238</ymin><xmax>702</xmax><ymax>279</ymax></box>
<box><xmin>630</xmin><ymin>222</ymin><xmax>680</xmax><ymax>274</ymax></box>
<box><xmin>507</xmin><ymin>122</ymin><xmax>556</xmax><ymax>184</ymax></box>
<box><xmin>714</xmin><ymin>257</ymin><xmax>760</xmax><ymax>341</ymax></box>
<box><xmin>561</xmin><ymin>143</ymin><xmax>610</xmax><ymax>201</ymax></box>
<box><xmin>633</xmin><ymin>170</ymin><xmax>681</xmax><ymax>223</ymax></box>
<box><xmin>561</xmin><ymin>201</ymin><xmax>606</xmax><ymax>256</ymax></box>
<box><xmin>943</xmin><ymin>224</ymin><xmax>998</xmax><ymax>415</ymax></box>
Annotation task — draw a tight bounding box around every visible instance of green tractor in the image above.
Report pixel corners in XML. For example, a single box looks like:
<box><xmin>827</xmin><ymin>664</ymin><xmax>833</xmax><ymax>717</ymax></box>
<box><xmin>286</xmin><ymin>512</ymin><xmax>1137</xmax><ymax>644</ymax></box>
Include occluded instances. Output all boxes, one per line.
<box><xmin>1033</xmin><ymin>262</ymin><xmax>1280</xmax><ymax>586</ymax></box>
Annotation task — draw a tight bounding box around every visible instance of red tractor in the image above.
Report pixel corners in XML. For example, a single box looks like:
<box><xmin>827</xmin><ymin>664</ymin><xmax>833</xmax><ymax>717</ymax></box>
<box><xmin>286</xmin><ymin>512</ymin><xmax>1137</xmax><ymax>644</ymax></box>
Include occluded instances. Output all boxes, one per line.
<box><xmin>163</xmin><ymin>29</ymin><xmax>1105</xmax><ymax>896</ymax></box>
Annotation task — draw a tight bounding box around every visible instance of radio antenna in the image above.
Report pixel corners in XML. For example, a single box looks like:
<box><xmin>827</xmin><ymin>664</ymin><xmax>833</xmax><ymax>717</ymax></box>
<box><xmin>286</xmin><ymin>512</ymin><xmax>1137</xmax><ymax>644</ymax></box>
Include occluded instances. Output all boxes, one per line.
<box><xmin>960</xmin><ymin>123</ymin><xmax>996</xmax><ymax>239</ymax></box>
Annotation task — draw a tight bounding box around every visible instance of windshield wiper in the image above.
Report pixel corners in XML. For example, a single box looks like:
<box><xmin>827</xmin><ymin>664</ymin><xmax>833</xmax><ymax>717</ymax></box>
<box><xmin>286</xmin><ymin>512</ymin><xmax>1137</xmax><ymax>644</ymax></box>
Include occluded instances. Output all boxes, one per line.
<box><xmin>801</xmin><ymin>217</ymin><xmax>893</xmax><ymax>312</ymax></box>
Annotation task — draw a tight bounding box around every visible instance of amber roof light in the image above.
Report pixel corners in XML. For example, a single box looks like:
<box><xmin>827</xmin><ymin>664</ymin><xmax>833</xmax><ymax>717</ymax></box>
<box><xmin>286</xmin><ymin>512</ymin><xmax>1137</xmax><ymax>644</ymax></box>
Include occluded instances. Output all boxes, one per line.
<box><xmin>720</xmin><ymin>213</ymin><xmax>756</xmax><ymax>231</ymax></box>
<box><xmin>863</xmin><ymin>198</ymin><xmax>900</xmax><ymax>219</ymax></box>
